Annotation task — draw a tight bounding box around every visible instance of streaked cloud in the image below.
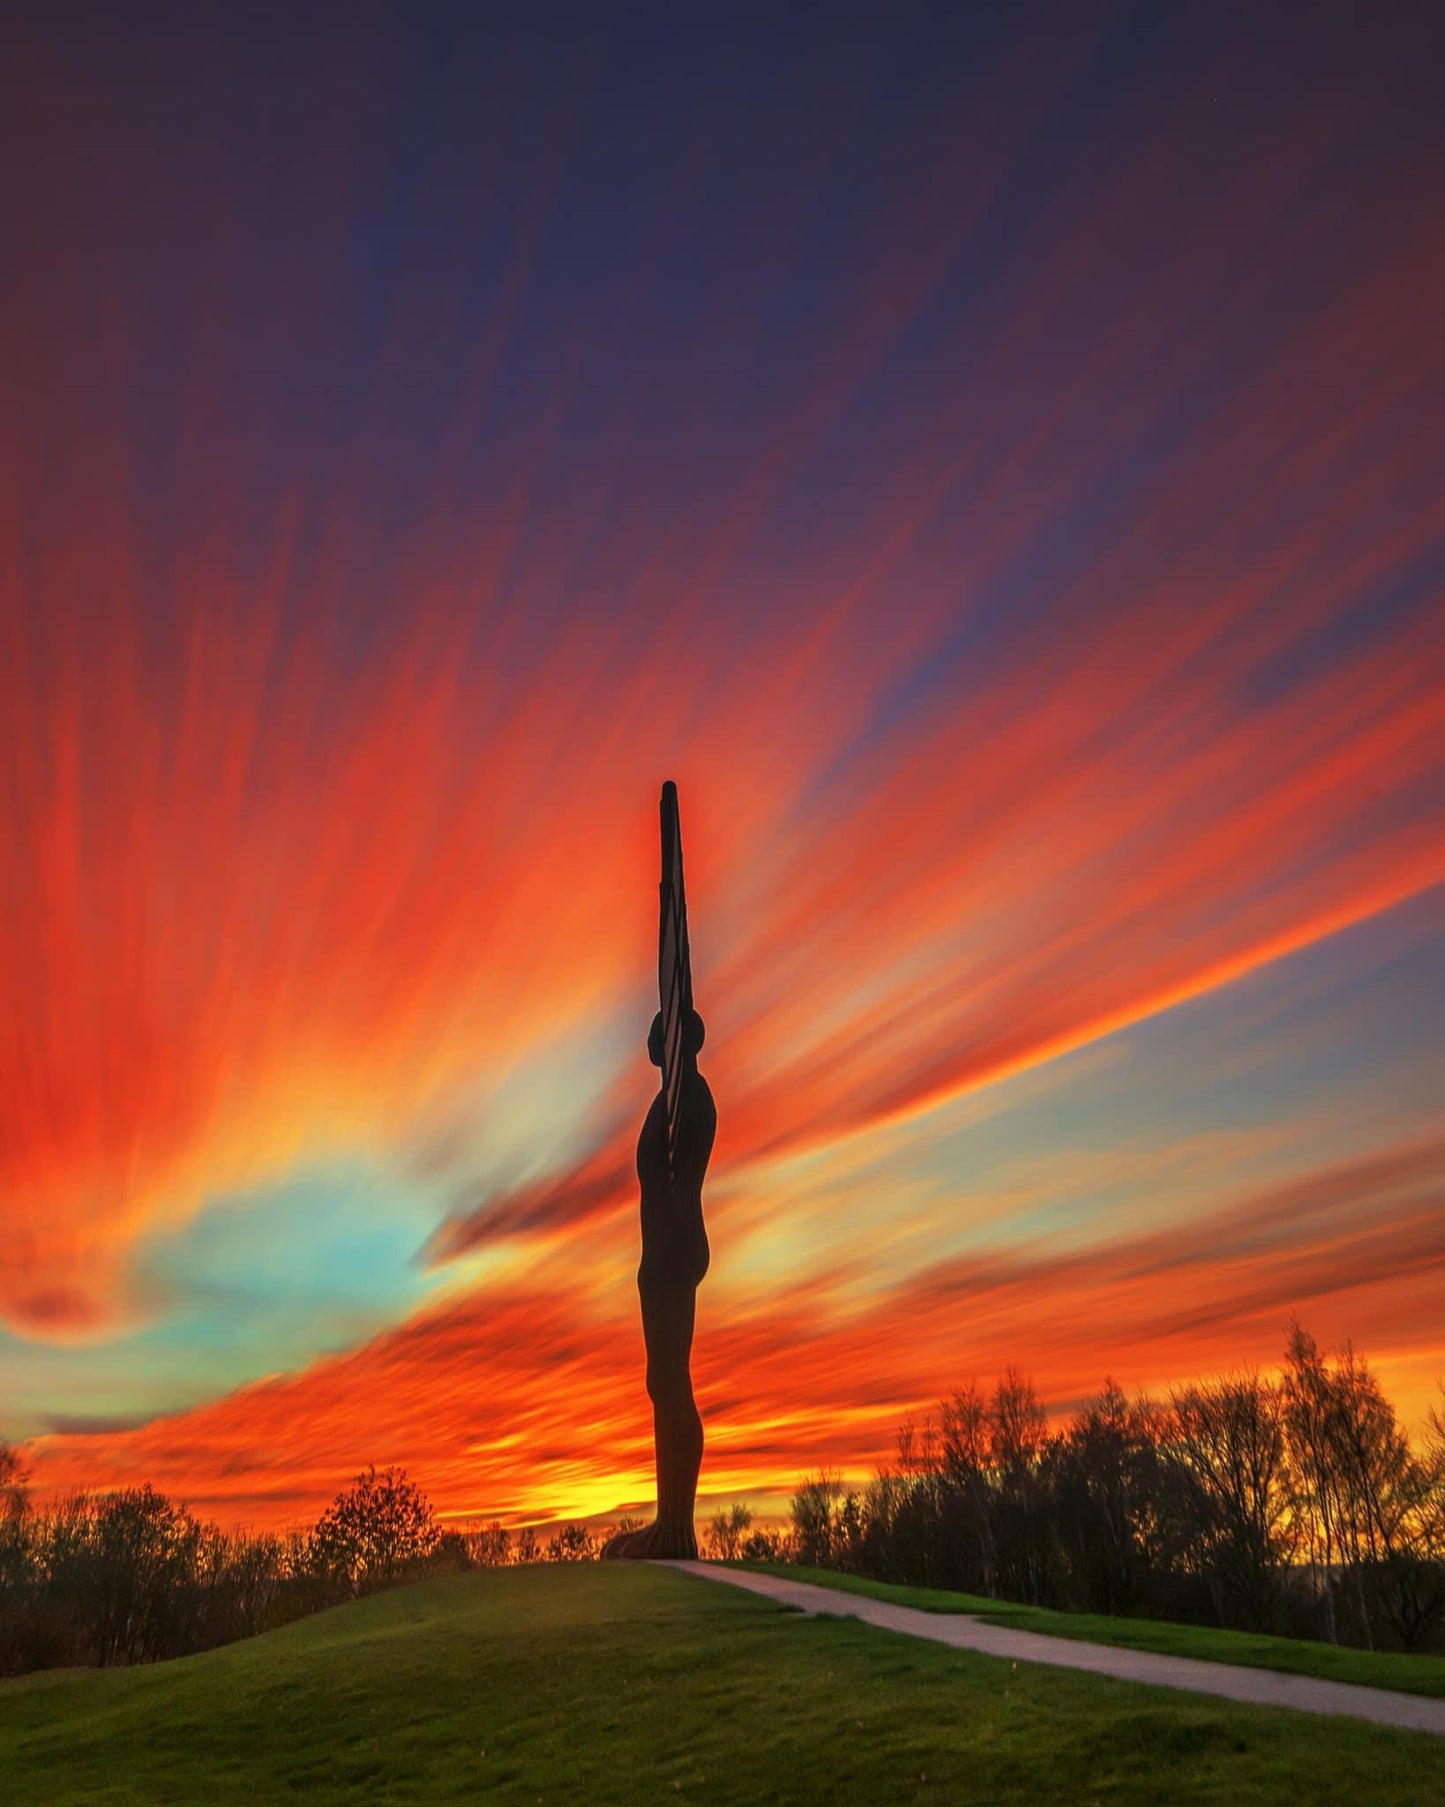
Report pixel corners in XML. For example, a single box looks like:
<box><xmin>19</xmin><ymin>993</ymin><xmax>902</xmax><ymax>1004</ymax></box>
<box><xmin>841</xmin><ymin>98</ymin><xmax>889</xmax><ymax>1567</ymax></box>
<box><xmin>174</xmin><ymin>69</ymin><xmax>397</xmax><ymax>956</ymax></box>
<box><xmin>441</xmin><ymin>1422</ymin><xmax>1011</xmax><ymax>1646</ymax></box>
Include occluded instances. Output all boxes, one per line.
<box><xmin>3</xmin><ymin>5</ymin><xmax>1442</xmax><ymax>1523</ymax></box>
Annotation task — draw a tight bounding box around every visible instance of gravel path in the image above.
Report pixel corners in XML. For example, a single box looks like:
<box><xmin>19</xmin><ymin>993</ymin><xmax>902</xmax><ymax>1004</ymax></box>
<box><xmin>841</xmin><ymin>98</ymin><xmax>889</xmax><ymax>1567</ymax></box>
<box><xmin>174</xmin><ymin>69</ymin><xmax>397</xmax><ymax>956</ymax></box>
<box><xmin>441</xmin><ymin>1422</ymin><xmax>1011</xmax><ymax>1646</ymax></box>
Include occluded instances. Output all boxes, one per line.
<box><xmin>665</xmin><ymin>1562</ymin><xmax>1445</xmax><ymax>1736</ymax></box>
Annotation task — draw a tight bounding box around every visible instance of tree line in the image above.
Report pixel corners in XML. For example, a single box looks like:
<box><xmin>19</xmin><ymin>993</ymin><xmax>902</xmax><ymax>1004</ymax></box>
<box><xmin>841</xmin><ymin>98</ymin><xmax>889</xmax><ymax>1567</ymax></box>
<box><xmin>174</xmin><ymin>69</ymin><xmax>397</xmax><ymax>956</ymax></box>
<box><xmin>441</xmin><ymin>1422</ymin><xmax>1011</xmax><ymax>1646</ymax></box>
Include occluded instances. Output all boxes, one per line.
<box><xmin>784</xmin><ymin>1323</ymin><xmax>1445</xmax><ymax>1653</ymax></box>
<box><xmin>0</xmin><ymin>1453</ymin><xmax>633</xmax><ymax>1675</ymax></box>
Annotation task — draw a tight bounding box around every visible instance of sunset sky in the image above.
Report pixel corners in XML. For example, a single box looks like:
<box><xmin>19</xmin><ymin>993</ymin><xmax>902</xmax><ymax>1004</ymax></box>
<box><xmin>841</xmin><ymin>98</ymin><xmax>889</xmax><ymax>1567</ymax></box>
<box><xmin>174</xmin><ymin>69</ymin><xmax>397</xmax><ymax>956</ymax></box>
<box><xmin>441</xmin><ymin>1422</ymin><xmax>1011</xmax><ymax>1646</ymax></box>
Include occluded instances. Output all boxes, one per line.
<box><xmin>3</xmin><ymin>3</ymin><xmax>1443</xmax><ymax>1531</ymax></box>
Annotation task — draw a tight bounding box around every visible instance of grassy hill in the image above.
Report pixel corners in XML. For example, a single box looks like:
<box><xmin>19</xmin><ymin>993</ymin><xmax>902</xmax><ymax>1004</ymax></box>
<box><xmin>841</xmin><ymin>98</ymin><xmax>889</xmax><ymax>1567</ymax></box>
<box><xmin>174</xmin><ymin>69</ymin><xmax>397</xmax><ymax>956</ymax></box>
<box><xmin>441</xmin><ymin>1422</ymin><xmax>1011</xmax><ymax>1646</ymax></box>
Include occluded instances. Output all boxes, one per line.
<box><xmin>3</xmin><ymin>1564</ymin><xmax>1443</xmax><ymax>1805</ymax></box>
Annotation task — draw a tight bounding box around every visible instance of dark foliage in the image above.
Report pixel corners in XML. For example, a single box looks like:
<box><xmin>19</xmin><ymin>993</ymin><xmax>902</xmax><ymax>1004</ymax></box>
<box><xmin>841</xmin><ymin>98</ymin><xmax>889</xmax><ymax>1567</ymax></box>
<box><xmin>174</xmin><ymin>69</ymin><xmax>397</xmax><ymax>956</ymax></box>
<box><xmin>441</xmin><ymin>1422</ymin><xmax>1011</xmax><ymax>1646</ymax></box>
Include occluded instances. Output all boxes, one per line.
<box><xmin>790</xmin><ymin>1329</ymin><xmax>1445</xmax><ymax>1654</ymax></box>
<box><xmin>0</xmin><ymin>1476</ymin><xmax>287</xmax><ymax>1673</ymax></box>
<box><xmin>0</xmin><ymin>1449</ymin><xmax>628</xmax><ymax>1675</ymax></box>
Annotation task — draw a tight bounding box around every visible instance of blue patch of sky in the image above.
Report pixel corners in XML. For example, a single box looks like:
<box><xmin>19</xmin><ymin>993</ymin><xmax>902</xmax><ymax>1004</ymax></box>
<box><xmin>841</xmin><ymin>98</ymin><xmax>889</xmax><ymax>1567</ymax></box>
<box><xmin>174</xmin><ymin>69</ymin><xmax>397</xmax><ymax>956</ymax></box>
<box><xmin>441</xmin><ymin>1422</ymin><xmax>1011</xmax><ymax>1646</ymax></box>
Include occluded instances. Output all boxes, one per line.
<box><xmin>0</xmin><ymin>1159</ymin><xmax>445</xmax><ymax>1439</ymax></box>
<box><xmin>1</xmin><ymin>999</ymin><xmax>655</xmax><ymax>1441</ymax></box>
<box><xmin>138</xmin><ymin>1162</ymin><xmax>440</xmax><ymax>1329</ymax></box>
<box><xmin>897</xmin><ymin>885</ymin><xmax>1445</xmax><ymax>1253</ymax></box>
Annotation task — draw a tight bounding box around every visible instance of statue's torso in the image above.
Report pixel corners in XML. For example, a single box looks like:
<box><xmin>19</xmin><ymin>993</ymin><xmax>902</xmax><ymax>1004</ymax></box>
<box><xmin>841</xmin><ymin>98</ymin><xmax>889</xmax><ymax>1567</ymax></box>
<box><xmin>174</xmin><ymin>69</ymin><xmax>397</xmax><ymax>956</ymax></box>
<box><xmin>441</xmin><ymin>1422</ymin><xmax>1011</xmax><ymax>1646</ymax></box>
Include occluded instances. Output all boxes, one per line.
<box><xmin>637</xmin><ymin>1070</ymin><xmax>715</xmax><ymax>1289</ymax></box>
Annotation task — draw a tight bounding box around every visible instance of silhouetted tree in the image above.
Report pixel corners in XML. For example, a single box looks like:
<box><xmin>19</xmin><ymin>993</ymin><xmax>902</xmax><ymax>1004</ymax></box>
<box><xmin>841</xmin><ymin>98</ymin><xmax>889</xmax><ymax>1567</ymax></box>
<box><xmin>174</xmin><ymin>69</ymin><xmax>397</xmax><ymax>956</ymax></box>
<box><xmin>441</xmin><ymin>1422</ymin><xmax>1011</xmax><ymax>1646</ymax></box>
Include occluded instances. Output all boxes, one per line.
<box><xmin>705</xmin><ymin>1501</ymin><xmax>754</xmax><ymax>1561</ymax></box>
<box><xmin>791</xmin><ymin>1472</ymin><xmax>845</xmax><ymax>1567</ymax></box>
<box><xmin>1170</xmin><ymin>1372</ymin><xmax>1292</xmax><ymax>1630</ymax></box>
<box><xmin>939</xmin><ymin>1382</ymin><xmax>996</xmax><ymax>1595</ymax></box>
<box><xmin>467</xmin><ymin>1521</ymin><xmax>511</xmax><ymax>1567</ymax></box>
<box><xmin>1282</xmin><ymin>1321</ymin><xmax>1342</xmax><ymax>1643</ymax></box>
<box><xmin>1324</xmin><ymin>1343</ymin><xmax>1444</xmax><ymax>1650</ymax></box>
<box><xmin>989</xmin><ymin>1369</ymin><xmax>1051</xmax><ymax>1605</ymax></box>
<box><xmin>785</xmin><ymin>1328</ymin><xmax>1445</xmax><ymax>1653</ymax></box>
<box><xmin>1050</xmin><ymin>1380</ymin><xmax>1169</xmax><ymax>1617</ymax></box>
<box><xmin>545</xmin><ymin>1522</ymin><xmax>596</xmax><ymax>1561</ymax></box>
<box><xmin>309</xmin><ymin>1466</ymin><xmax>440</xmax><ymax>1595</ymax></box>
<box><xmin>0</xmin><ymin>1441</ymin><xmax>27</xmax><ymax>1593</ymax></box>
<box><xmin>77</xmin><ymin>1487</ymin><xmax>205</xmax><ymax>1663</ymax></box>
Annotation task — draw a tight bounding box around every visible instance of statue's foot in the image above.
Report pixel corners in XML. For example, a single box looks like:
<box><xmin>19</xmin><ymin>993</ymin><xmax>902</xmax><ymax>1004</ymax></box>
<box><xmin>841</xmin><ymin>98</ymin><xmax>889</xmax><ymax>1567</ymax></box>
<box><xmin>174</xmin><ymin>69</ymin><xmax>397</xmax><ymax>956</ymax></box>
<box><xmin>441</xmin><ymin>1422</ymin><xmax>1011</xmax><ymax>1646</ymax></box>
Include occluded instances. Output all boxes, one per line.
<box><xmin>642</xmin><ymin>1519</ymin><xmax>698</xmax><ymax>1559</ymax></box>
<box><xmin>600</xmin><ymin>1527</ymin><xmax>650</xmax><ymax>1561</ymax></box>
<box><xmin>599</xmin><ymin>1519</ymin><xmax>697</xmax><ymax>1561</ymax></box>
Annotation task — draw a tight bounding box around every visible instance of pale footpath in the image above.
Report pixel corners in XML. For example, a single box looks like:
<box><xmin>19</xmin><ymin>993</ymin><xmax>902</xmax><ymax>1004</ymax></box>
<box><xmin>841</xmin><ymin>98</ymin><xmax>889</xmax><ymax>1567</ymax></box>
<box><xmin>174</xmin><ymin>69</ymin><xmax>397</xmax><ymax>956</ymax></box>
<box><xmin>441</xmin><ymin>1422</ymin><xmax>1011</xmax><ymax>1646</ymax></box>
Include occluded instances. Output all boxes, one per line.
<box><xmin>666</xmin><ymin>1561</ymin><xmax>1445</xmax><ymax>1737</ymax></box>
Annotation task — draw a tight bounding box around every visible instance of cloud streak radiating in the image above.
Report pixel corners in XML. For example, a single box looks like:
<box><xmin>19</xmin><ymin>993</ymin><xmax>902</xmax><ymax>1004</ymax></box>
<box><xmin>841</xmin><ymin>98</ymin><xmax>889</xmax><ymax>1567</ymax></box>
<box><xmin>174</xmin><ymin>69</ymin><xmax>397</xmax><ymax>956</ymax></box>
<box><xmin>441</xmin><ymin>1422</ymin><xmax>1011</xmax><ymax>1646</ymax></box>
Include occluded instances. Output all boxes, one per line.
<box><xmin>3</xmin><ymin>4</ymin><xmax>1443</xmax><ymax>1521</ymax></box>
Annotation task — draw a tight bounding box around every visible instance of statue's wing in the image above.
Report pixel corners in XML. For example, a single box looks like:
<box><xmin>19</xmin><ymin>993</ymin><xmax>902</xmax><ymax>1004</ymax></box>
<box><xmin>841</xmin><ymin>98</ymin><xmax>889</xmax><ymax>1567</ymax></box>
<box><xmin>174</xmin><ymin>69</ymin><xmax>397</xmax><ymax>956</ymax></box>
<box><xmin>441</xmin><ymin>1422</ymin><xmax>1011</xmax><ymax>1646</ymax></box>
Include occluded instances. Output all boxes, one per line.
<box><xmin>658</xmin><ymin>779</ymin><xmax>693</xmax><ymax>1174</ymax></box>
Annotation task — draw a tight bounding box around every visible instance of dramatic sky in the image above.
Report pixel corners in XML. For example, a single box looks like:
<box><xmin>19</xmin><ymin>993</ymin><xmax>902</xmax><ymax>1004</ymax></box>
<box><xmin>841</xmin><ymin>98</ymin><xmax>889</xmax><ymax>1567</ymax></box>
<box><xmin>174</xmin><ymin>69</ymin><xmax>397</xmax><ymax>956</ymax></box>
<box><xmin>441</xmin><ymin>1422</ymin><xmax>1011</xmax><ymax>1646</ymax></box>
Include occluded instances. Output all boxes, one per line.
<box><xmin>3</xmin><ymin>3</ymin><xmax>1443</xmax><ymax>1530</ymax></box>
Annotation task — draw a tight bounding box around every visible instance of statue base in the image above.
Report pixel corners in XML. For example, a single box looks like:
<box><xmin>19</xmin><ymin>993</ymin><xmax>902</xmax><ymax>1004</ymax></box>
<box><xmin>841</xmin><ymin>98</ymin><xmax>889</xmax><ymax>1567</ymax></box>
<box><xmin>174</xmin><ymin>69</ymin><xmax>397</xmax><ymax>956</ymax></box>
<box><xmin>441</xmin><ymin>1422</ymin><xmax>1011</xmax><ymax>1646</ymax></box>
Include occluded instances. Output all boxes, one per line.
<box><xmin>600</xmin><ymin>1519</ymin><xmax>698</xmax><ymax>1560</ymax></box>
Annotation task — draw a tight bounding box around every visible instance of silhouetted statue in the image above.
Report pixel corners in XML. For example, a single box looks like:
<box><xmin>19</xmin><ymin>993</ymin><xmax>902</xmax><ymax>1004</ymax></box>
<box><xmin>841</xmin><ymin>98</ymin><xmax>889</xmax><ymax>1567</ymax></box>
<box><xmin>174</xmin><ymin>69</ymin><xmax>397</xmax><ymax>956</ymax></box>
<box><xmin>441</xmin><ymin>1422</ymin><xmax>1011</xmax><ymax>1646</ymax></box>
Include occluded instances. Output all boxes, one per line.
<box><xmin>603</xmin><ymin>783</ymin><xmax>716</xmax><ymax>1560</ymax></box>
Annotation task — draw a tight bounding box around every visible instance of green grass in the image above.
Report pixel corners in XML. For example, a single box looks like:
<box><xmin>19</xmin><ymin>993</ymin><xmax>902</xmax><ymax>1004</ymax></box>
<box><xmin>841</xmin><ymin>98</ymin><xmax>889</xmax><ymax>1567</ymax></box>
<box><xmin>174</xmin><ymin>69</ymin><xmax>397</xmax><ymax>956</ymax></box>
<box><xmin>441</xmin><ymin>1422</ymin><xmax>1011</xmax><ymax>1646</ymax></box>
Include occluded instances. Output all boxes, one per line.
<box><xmin>3</xmin><ymin>1565</ymin><xmax>1442</xmax><ymax>1804</ymax></box>
<box><xmin>742</xmin><ymin>1563</ymin><xmax>1445</xmax><ymax>1699</ymax></box>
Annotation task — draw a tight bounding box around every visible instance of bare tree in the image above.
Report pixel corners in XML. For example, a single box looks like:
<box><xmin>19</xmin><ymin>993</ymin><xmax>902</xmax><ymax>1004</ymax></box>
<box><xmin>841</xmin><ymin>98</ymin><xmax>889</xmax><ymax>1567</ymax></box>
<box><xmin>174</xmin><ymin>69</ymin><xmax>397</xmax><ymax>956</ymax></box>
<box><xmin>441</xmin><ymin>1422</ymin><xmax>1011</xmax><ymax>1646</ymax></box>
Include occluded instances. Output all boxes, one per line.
<box><xmin>990</xmin><ymin>1369</ymin><xmax>1050</xmax><ymax>1605</ymax></box>
<box><xmin>1325</xmin><ymin>1343</ymin><xmax>1445</xmax><ymax>1649</ymax></box>
<box><xmin>1051</xmin><ymin>1380</ymin><xmax>1170</xmax><ymax>1617</ymax></box>
<box><xmin>1170</xmin><ymin>1372</ymin><xmax>1292</xmax><ymax>1629</ymax></box>
<box><xmin>991</xmin><ymin>1368</ymin><xmax>1048</xmax><ymax>1469</ymax></box>
<box><xmin>940</xmin><ymin>1382</ymin><xmax>996</xmax><ymax>1596</ymax></box>
<box><xmin>1282</xmin><ymin>1322</ymin><xmax>1340</xmax><ymax>1643</ymax></box>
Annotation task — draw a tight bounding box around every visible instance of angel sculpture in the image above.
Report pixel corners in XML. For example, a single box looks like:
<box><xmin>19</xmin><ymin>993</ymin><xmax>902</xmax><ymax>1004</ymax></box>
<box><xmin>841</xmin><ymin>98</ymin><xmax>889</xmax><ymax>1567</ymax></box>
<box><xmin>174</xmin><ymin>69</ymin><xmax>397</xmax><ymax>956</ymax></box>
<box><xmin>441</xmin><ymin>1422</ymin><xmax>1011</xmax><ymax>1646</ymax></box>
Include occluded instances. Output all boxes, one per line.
<box><xmin>603</xmin><ymin>782</ymin><xmax>716</xmax><ymax>1559</ymax></box>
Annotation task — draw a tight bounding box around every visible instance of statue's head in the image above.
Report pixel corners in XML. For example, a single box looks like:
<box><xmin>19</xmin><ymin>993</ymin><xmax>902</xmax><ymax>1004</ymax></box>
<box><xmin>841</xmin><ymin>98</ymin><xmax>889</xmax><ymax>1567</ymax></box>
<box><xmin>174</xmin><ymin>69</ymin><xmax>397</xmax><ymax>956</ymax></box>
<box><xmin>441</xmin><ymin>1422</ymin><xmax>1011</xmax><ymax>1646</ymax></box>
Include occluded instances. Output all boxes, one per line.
<box><xmin>648</xmin><ymin>1009</ymin><xmax>706</xmax><ymax>1066</ymax></box>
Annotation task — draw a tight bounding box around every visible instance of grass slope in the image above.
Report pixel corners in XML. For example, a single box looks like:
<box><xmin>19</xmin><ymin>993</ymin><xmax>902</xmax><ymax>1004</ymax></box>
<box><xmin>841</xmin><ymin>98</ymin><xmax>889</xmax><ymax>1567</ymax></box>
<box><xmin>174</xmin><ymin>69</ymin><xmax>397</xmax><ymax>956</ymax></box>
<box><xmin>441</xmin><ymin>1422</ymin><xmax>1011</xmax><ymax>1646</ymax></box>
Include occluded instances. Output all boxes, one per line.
<box><xmin>746</xmin><ymin>1564</ymin><xmax>1445</xmax><ymax>1700</ymax></box>
<box><xmin>2</xmin><ymin>1565</ymin><xmax>1443</xmax><ymax>1805</ymax></box>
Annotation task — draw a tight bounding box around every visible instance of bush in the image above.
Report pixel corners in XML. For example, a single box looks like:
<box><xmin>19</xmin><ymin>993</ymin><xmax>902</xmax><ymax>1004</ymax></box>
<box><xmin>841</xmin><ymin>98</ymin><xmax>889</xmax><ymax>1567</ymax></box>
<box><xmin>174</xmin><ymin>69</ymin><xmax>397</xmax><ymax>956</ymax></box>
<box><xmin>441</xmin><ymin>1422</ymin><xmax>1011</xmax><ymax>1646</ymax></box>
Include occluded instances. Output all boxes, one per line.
<box><xmin>544</xmin><ymin>1523</ymin><xmax>596</xmax><ymax>1561</ymax></box>
<box><xmin>739</xmin><ymin>1527</ymin><xmax>792</xmax><ymax>1562</ymax></box>
<box><xmin>466</xmin><ymin>1521</ymin><xmax>512</xmax><ymax>1567</ymax></box>
<box><xmin>705</xmin><ymin>1502</ymin><xmax>754</xmax><ymax>1562</ymax></box>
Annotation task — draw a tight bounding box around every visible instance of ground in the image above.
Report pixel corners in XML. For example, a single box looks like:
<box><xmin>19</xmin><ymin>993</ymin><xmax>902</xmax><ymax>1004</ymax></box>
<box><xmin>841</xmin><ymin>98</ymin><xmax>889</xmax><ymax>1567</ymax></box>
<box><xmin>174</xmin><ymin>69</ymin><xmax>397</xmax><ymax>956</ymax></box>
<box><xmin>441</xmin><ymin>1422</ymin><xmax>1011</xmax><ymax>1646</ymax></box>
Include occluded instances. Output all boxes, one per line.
<box><xmin>3</xmin><ymin>1565</ymin><xmax>1444</xmax><ymax>1804</ymax></box>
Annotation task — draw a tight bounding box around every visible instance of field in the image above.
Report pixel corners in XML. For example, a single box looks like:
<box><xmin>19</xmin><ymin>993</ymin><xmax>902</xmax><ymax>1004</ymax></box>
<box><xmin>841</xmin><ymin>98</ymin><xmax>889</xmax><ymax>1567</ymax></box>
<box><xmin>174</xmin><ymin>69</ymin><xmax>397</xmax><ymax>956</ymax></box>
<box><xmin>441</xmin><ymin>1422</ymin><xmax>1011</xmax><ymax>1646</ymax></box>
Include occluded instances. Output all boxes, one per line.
<box><xmin>752</xmin><ymin>1564</ymin><xmax>1445</xmax><ymax>1699</ymax></box>
<box><xmin>3</xmin><ymin>1564</ymin><xmax>1443</xmax><ymax>1805</ymax></box>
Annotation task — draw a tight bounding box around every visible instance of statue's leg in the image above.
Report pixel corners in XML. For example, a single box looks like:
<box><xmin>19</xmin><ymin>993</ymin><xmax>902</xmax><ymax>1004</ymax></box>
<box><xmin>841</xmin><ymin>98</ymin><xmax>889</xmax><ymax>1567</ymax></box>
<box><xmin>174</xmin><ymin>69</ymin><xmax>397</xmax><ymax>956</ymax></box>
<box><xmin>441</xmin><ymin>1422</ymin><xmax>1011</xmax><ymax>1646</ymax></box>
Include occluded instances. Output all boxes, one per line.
<box><xmin>651</xmin><ymin>1381</ymin><xmax>702</xmax><ymax>1520</ymax></box>
<box><xmin>658</xmin><ymin>1383</ymin><xmax>703</xmax><ymax>1546</ymax></box>
<box><xmin>640</xmin><ymin>1278</ymin><xmax>702</xmax><ymax>1558</ymax></box>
